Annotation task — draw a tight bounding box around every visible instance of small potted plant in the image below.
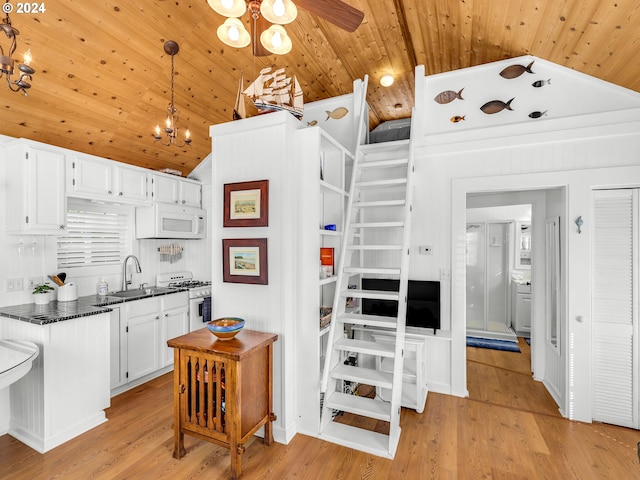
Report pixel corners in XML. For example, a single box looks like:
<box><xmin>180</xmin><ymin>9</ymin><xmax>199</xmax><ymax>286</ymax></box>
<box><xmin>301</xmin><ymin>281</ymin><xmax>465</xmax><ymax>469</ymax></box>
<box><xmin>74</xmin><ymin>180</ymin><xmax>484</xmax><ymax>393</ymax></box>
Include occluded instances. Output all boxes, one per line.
<box><xmin>33</xmin><ymin>284</ymin><xmax>54</xmax><ymax>305</ymax></box>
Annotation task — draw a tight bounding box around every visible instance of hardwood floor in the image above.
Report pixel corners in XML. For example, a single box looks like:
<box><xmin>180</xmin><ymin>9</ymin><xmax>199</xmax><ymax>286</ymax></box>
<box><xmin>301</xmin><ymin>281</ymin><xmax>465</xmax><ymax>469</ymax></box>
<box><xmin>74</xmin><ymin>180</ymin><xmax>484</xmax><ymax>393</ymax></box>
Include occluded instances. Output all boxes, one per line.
<box><xmin>1</xmin><ymin>339</ymin><xmax>639</xmax><ymax>479</ymax></box>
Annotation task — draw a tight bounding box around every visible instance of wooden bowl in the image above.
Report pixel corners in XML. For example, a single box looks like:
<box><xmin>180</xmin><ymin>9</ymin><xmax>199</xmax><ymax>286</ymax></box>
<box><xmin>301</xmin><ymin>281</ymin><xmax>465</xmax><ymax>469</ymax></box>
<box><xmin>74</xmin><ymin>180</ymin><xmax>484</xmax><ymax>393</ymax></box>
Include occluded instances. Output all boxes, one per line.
<box><xmin>206</xmin><ymin>317</ymin><xmax>245</xmax><ymax>340</ymax></box>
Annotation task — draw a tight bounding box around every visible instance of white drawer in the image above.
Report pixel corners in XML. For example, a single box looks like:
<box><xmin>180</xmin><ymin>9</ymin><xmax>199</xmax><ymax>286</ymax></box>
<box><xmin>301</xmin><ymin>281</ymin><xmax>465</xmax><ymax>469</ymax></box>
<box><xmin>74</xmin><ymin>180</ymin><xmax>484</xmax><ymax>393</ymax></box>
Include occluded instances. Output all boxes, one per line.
<box><xmin>162</xmin><ymin>291</ymin><xmax>188</xmax><ymax>310</ymax></box>
<box><xmin>516</xmin><ymin>283</ymin><xmax>531</xmax><ymax>294</ymax></box>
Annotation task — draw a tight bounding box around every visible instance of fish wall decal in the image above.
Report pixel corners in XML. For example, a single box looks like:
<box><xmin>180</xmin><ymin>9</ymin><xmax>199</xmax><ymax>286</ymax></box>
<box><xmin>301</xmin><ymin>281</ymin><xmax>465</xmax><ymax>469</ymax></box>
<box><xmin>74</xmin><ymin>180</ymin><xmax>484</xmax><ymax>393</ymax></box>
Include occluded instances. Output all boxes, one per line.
<box><xmin>450</xmin><ymin>115</ymin><xmax>466</xmax><ymax>123</ymax></box>
<box><xmin>326</xmin><ymin>107</ymin><xmax>349</xmax><ymax>120</ymax></box>
<box><xmin>434</xmin><ymin>88</ymin><xmax>465</xmax><ymax>104</ymax></box>
<box><xmin>532</xmin><ymin>79</ymin><xmax>551</xmax><ymax>88</ymax></box>
<box><xmin>499</xmin><ymin>61</ymin><xmax>535</xmax><ymax>79</ymax></box>
<box><xmin>528</xmin><ymin>110</ymin><xmax>548</xmax><ymax>119</ymax></box>
<box><xmin>480</xmin><ymin>98</ymin><xmax>514</xmax><ymax>114</ymax></box>
<box><xmin>307</xmin><ymin>120</ymin><xmax>318</xmax><ymax>126</ymax></box>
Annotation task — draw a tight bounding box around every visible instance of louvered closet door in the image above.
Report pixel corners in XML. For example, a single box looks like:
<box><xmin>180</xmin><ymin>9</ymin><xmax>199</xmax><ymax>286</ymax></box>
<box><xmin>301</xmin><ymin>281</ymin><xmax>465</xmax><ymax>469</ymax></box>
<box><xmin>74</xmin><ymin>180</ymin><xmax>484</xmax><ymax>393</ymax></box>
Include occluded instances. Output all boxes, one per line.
<box><xmin>592</xmin><ymin>189</ymin><xmax>639</xmax><ymax>428</ymax></box>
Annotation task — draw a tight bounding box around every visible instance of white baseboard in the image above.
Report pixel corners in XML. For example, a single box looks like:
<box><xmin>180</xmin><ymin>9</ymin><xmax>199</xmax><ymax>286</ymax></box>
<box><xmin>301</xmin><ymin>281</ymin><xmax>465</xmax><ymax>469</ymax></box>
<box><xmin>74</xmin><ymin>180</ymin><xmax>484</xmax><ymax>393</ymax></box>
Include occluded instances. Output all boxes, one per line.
<box><xmin>10</xmin><ymin>413</ymin><xmax>107</xmax><ymax>453</ymax></box>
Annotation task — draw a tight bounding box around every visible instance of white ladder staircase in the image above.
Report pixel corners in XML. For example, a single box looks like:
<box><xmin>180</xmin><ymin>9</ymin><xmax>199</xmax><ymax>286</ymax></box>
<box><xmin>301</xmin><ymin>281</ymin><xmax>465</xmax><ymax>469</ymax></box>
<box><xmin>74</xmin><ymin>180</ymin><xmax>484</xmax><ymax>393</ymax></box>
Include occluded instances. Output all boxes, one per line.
<box><xmin>319</xmin><ymin>82</ymin><xmax>416</xmax><ymax>458</ymax></box>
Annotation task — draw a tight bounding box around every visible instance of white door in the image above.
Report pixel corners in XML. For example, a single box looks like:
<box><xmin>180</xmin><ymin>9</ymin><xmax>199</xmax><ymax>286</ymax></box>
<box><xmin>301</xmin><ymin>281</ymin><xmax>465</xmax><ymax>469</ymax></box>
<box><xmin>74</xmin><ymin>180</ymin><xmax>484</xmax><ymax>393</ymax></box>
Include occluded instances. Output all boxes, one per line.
<box><xmin>592</xmin><ymin>189</ymin><xmax>639</xmax><ymax>428</ymax></box>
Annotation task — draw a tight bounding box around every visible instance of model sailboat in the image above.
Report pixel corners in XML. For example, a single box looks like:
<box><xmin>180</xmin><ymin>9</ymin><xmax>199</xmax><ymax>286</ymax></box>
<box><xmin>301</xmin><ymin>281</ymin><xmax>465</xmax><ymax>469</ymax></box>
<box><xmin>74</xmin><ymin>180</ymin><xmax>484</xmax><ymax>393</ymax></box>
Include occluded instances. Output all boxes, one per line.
<box><xmin>234</xmin><ymin>67</ymin><xmax>304</xmax><ymax>120</ymax></box>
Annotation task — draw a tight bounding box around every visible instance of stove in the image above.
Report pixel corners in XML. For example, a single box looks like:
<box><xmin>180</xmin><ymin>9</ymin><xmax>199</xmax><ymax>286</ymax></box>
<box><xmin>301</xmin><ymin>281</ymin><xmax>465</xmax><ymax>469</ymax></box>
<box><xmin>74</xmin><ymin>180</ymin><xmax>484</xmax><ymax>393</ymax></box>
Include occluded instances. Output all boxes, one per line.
<box><xmin>157</xmin><ymin>272</ymin><xmax>212</xmax><ymax>331</ymax></box>
<box><xmin>156</xmin><ymin>272</ymin><xmax>211</xmax><ymax>298</ymax></box>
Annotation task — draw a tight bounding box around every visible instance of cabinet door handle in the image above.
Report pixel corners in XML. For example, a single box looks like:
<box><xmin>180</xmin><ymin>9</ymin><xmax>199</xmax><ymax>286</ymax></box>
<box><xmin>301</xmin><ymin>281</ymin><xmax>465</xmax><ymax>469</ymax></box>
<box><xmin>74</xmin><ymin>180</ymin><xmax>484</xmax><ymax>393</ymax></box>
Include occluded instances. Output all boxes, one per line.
<box><xmin>59</xmin><ymin>225</ymin><xmax>65</xmax><ymax>230</ymax></box>
<box><xmin>119</xmin><ymin>192</ymin><xmax>123</xmax><ymax>196</ymax></box>
<box><xmin>108</xmin><ymin>190</ymin><xmax>112</xmax><ymax>194</ymax></box>
<box><xmin>181</xmin><ymin>200</ymin><xmax>185</xmax><ymax>204</ymax></box>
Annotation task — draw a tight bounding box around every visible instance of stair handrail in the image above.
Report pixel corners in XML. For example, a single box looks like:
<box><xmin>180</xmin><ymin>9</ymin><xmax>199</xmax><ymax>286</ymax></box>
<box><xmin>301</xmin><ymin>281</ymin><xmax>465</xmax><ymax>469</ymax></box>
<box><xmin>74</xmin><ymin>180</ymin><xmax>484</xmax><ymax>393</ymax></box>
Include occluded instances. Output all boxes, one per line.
<box><xmin>387</xmin><ymin>109</ymin><xmax>417</xmax><ymax>448</ymax></box>
<box><xmin>321</xmin><ymin>75</ymin><xmax>369</xmax><ymax>394</ymax></box>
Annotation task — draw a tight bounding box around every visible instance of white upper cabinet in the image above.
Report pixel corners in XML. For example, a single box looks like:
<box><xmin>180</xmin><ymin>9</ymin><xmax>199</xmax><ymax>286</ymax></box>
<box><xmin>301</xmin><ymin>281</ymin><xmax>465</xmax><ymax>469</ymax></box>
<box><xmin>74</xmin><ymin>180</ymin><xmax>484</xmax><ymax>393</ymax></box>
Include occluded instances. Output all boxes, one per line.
<box><xmin>68</xmin><ymin>154</ymin><xmax>149</xmax><ymax>204</ymax></box>
<box><xmin>152</xmin><ymin>174</ymin><xmax>178</xmax><ymax>204</ymax></box>
<box><xmin>152</xmin><ymin>173</ymin><xmax>201</xmax><ymax>208</ymax></box>
<box><xmin>179</xmin><ymin>179</ymin><xmax>202</xmax><ymax>207</ymax></box>
<box><xmin>115</xmin><ymin>165</ymin><xmax>149</xmax><ymax>202</ymax></box>
<box><xmin>4</xmin><ymin>139</ymin><xmax>67</xmax><ymax>234</ymax></box>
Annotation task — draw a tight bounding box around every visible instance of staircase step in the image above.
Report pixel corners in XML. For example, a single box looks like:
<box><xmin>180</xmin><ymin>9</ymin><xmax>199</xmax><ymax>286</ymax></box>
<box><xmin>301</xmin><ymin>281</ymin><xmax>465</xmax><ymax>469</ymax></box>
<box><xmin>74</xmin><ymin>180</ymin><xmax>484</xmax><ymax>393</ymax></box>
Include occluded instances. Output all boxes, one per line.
<box><xmin>359</xmin><ymin>158</ymin><xmax>409</xmax><ymax>169</ymax></box>
<box><xmin>338</xmin><ymin>312</ymin><xmax>398</xmax><ymax>329</ymax></box>
<box><xmin>351</xmin><ymin>221</ymin><xmax>404</xmax><ymax>229</ymax></box>
<box><xmin>340</xmin><ymin>288</ymin><xmax>399</xmax><ymax>301</ymax></box>
<box><xmin>324</xmin><ymin>391</ymin><xmax>392</xmax><ymax>422</ymax></box>
<box><xmin>333</xmin><ymin>339</ymin><xmax>395</xmax><ymax>358</ymax></box>
<box><xmin>360</xmin><ymin>138</ymin><xmax>409</xmax><ymax>154</ymax></box>
<box><xmin>353</xmin><ymin>199</ymin><xmax>405</xmax><ymax>208</ymax></box>
<box><xmin>343</xmin><ymin>267</ymin><xmax>400</xmax><ymax>275</ymax></box>
<box><xmin>355</xmin><ymin>178</ymin><xmax>407</xmax><ymax>188</ymax></box>
<box><xmin>346</xmin><ymin>244</ymin><xmax>403</xmax><ymax>251</ymax></box>
<box><xmin>330</xmin><ymin>363</ymin><xmax>394</xmax><ymax>388</ymax></box>
<box><xmin>319</xmin><ymin>422</ymin><xmax>397</xmax><ymax>459</ymax></box>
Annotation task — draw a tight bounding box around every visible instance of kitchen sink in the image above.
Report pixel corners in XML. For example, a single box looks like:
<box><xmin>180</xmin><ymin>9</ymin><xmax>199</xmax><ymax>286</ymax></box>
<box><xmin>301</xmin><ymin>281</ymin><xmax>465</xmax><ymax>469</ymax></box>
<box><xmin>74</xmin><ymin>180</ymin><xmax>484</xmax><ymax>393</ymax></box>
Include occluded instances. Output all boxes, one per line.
<box><xmin>108</xmin><ymin>286</ymin><xmax>176</xmax><ymax>298</ymax></box>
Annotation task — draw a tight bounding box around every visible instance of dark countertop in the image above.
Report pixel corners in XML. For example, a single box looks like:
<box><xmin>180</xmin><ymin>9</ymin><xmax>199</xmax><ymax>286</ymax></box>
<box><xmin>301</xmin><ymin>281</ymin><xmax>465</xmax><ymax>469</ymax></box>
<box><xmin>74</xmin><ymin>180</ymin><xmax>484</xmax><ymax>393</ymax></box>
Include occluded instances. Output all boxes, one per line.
<box><xmin>0</xmin><ymin>289</ymin><xmax>187</xmax><ymax>325</ymax></box>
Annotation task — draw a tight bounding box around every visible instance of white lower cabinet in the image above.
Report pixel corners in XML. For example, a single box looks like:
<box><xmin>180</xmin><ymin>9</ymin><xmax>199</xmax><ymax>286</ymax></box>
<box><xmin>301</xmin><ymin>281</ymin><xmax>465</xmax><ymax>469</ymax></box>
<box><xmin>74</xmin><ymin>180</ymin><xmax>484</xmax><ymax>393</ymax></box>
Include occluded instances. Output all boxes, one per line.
<box><xmin>161</xmin><ymin>293</ymin><xmax>189</xmax><ymax>367</ymax></box>
<box><xmin>110</xmin><ymin>292</ymin><xmax>188</xmax><ymax>392</ymax></box>
<box><xmin>511</xmin><ymin>283</ymin><xmax>532</xmax><ymax>337</ymax></box>
<box><xmin>127</xmin><ymin>299</ymin><xmax>162</xmax><ymax>382</ymax></box>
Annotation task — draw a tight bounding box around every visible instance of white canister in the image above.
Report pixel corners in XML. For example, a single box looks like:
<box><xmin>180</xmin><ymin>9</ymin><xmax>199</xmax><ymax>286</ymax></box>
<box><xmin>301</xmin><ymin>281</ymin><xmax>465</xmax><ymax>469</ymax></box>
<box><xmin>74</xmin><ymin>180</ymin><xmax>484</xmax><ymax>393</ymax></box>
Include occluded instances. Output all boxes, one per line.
<box><xmin>57</xmin><ymin>282</ymin><xmax>78</xmax><ymax>302</ymax></box>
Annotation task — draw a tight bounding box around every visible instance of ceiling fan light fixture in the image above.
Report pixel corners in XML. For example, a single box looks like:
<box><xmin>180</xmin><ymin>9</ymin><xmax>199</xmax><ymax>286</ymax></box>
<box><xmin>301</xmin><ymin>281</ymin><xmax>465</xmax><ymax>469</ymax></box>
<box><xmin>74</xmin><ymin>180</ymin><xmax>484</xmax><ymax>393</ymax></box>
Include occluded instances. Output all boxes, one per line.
<box><xmin>217</xmin><ymin>17</ymin><xmax>251</xmax><ymax>48</ymax></box>
<box><xmin>207</xmin><ymin>0</ymin><xmax>246</xmax><ymax>18</ymax></box>
<box><xmin>260</xmin><ymin>24</ymin><xmax>292</xmax><ymax>55</ymax></box>
<box><xmin>380</xmin><ymin>74</ymin><xmax>394</xmax><ymax>87</ymax></box>
<box><xmin>260</xmin><ymin>0</ymin><xmax>298</xmax><ymax>25</ymax></box>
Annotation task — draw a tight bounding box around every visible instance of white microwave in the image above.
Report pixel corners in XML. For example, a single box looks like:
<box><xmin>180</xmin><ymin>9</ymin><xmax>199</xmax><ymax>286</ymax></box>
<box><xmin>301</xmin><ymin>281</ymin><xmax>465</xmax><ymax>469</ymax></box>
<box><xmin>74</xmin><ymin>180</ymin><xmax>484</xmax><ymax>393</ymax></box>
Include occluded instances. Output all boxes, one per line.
<box><xmin>136</xmin><ymin>204</ymin><xmax>206</xmax><ymax>239</ymax></box>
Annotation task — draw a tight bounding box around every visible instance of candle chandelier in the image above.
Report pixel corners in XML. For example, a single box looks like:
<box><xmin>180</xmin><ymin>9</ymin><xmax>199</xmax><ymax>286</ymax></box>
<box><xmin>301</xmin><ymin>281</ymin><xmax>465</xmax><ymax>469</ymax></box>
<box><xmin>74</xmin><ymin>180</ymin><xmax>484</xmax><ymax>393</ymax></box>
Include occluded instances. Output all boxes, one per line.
<box><xmin>152</xmin><ymin>40</ymin><xmax>191</xmax><ymax>147</ymax></box>
<box><xmin>0</xmin><ymin>1</ymin><xmax>35</xmax><ymax>96</ymax></box>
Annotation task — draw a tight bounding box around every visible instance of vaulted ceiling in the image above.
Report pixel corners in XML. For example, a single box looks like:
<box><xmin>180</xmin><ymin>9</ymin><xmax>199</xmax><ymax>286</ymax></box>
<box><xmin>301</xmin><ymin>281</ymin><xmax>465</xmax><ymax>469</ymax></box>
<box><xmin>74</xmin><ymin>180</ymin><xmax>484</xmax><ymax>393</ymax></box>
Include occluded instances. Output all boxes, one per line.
<box><xmin>1</xmin><ymin>0</ymin><xmax>638</xmax><ymax>176</ymax></box>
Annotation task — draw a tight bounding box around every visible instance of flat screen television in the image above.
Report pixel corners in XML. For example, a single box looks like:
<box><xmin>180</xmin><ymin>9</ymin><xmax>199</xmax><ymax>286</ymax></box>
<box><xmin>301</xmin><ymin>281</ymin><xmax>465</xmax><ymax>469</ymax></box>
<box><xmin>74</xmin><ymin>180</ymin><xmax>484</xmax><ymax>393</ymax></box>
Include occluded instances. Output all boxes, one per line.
<box><xmin>361</xmin><ymin>278</ymin><xmax>441</xmax><ymax>332</ymax></box>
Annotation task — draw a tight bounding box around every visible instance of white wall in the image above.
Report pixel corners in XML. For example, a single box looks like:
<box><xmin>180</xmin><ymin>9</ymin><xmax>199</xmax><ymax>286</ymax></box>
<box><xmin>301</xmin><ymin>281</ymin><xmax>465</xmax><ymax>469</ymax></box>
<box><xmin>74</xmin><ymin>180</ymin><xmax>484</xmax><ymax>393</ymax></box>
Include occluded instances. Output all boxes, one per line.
<box><xmin>209</xmin><ymin>112</ymin><xmax>302</xmax><ymax>444</ymax></box>
<box><xmin>411</xmin><ymin>112</ymin><xmax>640</xmax><ymax>422</ymax></box>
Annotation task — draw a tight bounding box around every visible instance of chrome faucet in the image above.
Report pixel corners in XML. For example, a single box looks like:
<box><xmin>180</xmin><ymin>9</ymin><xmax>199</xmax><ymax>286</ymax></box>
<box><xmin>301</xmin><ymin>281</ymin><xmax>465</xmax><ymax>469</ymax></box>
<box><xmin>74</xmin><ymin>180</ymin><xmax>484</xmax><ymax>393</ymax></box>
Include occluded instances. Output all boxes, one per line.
<box><xmin>122</xmin><ymin>255</ymin><xmax>142</xmax><ymax>291</ymax></box>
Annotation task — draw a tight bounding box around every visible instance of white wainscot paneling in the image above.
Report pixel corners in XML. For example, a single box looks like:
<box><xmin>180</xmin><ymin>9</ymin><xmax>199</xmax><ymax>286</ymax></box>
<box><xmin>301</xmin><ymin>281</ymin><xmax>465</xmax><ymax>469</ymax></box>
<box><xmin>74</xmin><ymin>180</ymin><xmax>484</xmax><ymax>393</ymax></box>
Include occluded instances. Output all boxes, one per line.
<box><xmin>1</xmin><ymin>313</ymin><xmax>110</xmax><ymax>453</ymax></box>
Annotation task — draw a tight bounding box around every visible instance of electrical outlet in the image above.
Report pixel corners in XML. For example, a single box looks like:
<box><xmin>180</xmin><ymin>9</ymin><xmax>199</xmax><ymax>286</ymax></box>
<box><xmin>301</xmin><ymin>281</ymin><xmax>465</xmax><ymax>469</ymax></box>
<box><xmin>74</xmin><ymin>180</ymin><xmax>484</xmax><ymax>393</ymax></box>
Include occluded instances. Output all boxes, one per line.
<box><xmin>28</xmin><ymin>276</ymin><xmax>44</xmax><ymax>290</ymax></box>
<box><xmin>6</xmin><ymin>278</ymin><xmax>24</xmax><ymax>292</ymax></box>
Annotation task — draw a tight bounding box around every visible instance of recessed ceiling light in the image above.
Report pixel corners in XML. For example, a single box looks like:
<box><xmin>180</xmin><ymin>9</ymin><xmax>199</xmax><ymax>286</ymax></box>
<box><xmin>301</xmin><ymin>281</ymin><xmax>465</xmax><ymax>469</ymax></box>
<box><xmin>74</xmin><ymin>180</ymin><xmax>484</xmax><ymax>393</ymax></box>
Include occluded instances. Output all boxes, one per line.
<box><xmin>380</xmin><ymin>75</ymin><xmax>394</xmax><ymax>87</ymax></box>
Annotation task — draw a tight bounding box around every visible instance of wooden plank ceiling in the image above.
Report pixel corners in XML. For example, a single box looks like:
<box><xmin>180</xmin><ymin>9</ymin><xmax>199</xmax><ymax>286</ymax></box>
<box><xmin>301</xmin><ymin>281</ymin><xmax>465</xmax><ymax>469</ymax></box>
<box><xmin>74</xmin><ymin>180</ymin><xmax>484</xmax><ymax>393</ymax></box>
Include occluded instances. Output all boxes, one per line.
<box><xmin>1</xmin><ymin>0</ymin><xmax>638</xmax><ymax>176</ymax></box>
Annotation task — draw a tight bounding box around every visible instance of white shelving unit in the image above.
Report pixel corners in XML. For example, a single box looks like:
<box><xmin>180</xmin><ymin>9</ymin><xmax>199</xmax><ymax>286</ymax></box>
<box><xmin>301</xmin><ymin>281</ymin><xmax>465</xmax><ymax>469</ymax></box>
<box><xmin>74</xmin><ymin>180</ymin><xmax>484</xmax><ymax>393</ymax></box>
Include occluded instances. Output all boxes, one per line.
<box><xmin>296</xmin><ymin>128</ymin><xmax>352</xmax><ymax>436</ymax></box>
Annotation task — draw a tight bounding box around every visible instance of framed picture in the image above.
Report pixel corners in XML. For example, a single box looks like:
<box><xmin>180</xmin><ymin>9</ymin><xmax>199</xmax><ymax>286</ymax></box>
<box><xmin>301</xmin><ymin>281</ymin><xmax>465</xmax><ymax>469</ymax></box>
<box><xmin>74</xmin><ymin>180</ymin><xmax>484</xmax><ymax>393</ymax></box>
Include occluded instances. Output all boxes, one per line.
<box><xmin>224</xmin><ymin>180</ymin><xmax>269</xmax><ymax>227</ymax></box>
<box><xmin>222</xmin><ymin>238</ymin><xmax>268</xmax><ymax>285</ymax></box>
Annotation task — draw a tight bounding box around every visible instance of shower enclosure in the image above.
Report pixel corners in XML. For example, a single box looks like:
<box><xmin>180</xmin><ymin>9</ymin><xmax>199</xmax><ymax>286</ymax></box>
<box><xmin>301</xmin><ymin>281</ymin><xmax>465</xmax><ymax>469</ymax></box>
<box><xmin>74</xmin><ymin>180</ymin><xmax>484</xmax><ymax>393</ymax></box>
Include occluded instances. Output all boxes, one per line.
<box><xmin>466</xmin><ymin>222</ymin><xmax>516</xmax><ymax>341</ymax></box>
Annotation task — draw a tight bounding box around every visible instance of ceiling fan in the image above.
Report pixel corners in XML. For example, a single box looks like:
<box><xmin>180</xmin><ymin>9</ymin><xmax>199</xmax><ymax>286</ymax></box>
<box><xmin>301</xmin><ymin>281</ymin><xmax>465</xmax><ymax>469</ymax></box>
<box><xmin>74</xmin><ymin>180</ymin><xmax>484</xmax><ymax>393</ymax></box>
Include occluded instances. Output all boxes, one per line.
<box><xmin>209</xmin><ymin>0</ymin><xmax>365</xmax><ymax>56</ymax></box>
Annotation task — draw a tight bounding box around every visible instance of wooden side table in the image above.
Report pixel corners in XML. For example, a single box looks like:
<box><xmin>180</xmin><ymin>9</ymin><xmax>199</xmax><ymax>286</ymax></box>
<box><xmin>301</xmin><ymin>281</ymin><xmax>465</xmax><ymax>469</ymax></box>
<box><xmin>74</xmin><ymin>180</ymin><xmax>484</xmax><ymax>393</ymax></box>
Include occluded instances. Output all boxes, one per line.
<box><xmin>168</xmin><ymin>328</ymin><xmax>278</xmax><ymax>480</ymax></box>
